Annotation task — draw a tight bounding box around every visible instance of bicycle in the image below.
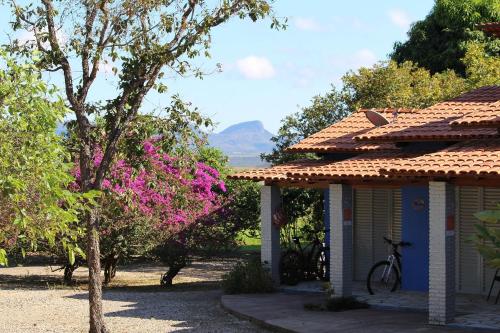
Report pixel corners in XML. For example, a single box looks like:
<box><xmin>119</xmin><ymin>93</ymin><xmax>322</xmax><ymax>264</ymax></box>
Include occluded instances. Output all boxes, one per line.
<box><xmin>279</xmin><ymin>231</ymin><xmax>329</xmax><ymax>285</ymax></box>
<box><xmin>366</xmin><ymin>237</ymin><xmax>411</xmax><ymax>295</ymax></box>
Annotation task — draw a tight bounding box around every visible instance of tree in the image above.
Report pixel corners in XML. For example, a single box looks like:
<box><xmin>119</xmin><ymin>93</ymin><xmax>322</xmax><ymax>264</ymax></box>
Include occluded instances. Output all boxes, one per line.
<box><xmin>0</xmin><ymin>50</ymin><xmax>84</xmax><ymax>266</ymax></box>
<box><xmin>72</xmin><ymin>140</ymin><xmax>227</xmax><ymax>286</ymax></box>
<box><xmin>342</xmin><ymin>60</ymin><xmax>467</xmax><ymax>110</ymax></box>
<box><xmin>462</xmin><ymin>42</ymin><xmax>500</xmax><ymax>87</ymax></box>
<box><xmin>391</xmin><ymin>0</ymin><xmax>500</xmax><ymax>75</ymax></box>
<box><xmin>7</xmin><ymin>1</ymin><xmax>282</xmax><ymax>331</ymax></box>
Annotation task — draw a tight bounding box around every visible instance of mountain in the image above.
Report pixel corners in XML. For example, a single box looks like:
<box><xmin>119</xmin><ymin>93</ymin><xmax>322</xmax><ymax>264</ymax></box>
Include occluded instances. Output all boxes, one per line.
<box><xmin>208</xmin><ymin>121</ymin><xmax>274</xmax><ymax>167</ymax></box>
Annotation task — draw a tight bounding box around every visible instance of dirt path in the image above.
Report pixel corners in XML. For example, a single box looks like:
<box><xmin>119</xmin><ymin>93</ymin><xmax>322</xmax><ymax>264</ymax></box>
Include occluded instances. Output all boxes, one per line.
<box><xmin>0</xmin><ymin>260</ymin><xmax>267</xmax><ymax>332</ymax></box>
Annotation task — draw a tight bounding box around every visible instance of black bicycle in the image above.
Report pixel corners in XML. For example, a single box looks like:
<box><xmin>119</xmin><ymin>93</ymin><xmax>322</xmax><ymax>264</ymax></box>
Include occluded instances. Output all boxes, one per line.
<box><xmin>280</xmin><ymin>232</ymin><xmax>329</xmax><ymax>285</ymax></box>
<box><xmin>366</xmin><ymin>237</ymin><xmax>411</xmax><ymax>295</ymax></box>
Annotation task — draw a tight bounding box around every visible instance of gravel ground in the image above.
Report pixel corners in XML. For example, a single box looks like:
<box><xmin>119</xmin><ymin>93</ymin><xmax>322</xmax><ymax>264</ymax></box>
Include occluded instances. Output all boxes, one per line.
<box><xmin>0</xmin><ymin>260</ymin><xmax>267</xmax><ymax>333</ymax></box>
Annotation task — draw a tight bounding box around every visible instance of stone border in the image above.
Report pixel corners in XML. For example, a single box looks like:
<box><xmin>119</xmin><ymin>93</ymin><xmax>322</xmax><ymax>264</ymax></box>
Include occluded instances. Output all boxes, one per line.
<box><xmin>220</xmin><ymin>296</ymin><xmax>294</xmax><ymax>333</ymax></box>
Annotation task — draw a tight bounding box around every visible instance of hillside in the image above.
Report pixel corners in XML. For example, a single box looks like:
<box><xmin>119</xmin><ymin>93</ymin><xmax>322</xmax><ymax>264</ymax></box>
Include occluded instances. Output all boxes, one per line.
<box><xmin>208</xmin><ymin>121</ymin><xmax>273</xmax><ymax>167</ymax></box>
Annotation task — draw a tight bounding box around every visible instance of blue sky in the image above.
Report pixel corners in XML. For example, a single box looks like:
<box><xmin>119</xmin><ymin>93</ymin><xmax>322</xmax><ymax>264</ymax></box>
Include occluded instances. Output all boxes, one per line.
<box><xmin>0</xmin><ymin>0</ymin><xmax>435</xmax><ymax>133</ymax></box>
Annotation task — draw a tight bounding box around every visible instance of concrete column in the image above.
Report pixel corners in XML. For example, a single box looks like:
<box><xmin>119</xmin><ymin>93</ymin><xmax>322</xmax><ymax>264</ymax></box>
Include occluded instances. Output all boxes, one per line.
<box><xmin>429</xmin><ymin>181</ymin><xmax>456</xmax><ymax>325</ymax></box>
<box><xmin>260</xmin><ymin>185</ymin><xmax>281</xmax><ymax>285</ymax></box>
<box><xmin>329</xmin><ymin>183</ymin><xmax>353</xmax><ymax>297</ymax></box>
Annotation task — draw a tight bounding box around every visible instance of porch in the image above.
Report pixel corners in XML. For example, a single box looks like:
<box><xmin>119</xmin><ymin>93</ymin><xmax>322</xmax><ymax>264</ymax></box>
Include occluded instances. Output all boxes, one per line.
<box><xmin>280</xmin><ymin>281</ymin><xmax>500</xmax><ymax>331</ymax></box>
<box><xmin>259</xmin><ymin>181</ymin><xmax>500</xmax><ymax>327</ymax></box>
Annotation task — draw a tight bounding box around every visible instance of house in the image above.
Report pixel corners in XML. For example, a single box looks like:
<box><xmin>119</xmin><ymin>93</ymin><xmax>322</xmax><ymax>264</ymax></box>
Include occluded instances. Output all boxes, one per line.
<box><xmin>229</xmin><ymin>85</ymin><xmax>500</xmax><ymax>326</ymax></box>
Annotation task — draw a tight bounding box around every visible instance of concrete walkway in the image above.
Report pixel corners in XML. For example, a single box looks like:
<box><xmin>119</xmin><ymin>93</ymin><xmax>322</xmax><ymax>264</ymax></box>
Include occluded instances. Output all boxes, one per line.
<box><xmin>221</xmin><ymin>293</ymin><xmax>494</xmax><ymax>333</ymax></box>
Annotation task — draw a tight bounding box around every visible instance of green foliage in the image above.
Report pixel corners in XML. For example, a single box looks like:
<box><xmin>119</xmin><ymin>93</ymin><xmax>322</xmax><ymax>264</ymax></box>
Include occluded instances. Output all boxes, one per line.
<box><xmin>199</xmin><ymin>146</ymin><xmax>261</xmax><ymax>242</ymax></box>
<box><xmin>471</xmin><ymin>205</ymin><xmax>500</xmax><ymax>269</ymax></box>
<box><xmin>391</xmin><ymin>0</ymin><xmax>500</xmax><ymax>74</ymax></box>
<box><xmin>0</xmin><ymin>50</ymin><xmax>86</xmax><ymax>266</ymax></box>
<box><xmin>262</xmin><ymin>87</ymin><xmax>349</xmax><ymax>165</ymax></box>
<box><xmin>222</xmin><ymin>259</ymin><xmax>274</xmax><ymax>294</ymax></box>
<box><xmin>342</xmin><ymin>60</ymin><xmax>467</xmax><ymax>110</ymax></box>
<box><xmin>463</xmin><ymin>42</ymin><xmax>500</xmax><ymax>88</ymax></box>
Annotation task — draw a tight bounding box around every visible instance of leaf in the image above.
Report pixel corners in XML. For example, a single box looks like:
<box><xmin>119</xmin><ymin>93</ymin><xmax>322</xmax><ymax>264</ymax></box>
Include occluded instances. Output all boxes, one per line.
<box><xmin>68</xmin><ymin>248</ymin><xmax>75</xmax><ymax>265</ymax></box>
<box><xmin>0</xmin><ymin>249</ymin><xmax>8</xmax><ymax>266</ymax></box>
<box><xmin>474</xmin><ymin>210</ymin><xmax>500</xmax><ymax>223</ymax></box>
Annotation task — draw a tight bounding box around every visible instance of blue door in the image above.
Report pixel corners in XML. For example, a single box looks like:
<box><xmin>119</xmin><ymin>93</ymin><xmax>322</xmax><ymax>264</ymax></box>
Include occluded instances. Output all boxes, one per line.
<box><xmin>401</xmin><ymin>186</ymin><xmax>429</xmax><ymax>291</ymax></box>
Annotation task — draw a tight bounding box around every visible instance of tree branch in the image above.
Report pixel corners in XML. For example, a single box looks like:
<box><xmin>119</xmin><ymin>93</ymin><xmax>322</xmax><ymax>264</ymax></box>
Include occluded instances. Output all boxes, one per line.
<box><xmin>41</xmin><ymin>0</ymin><xmax>77</xmax><ymax>108</ymax></box>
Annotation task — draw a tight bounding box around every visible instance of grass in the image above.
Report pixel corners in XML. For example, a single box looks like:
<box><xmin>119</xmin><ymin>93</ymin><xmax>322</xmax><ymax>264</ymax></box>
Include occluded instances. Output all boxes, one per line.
<box><xmin>237</xmin><ymin>233</ymin><xmax>261</xmax><ymax>253</ymax></box>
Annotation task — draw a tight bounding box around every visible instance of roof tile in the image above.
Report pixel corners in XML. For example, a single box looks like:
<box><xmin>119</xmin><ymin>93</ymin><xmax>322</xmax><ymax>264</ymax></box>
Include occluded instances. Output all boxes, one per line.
<box><xmin>380</xmin><ymin>139</ymin><xmax>500</xmax><ymax>178</ymax></box>
<box><xmin>287</xmin><ymin>108</ymin><xmax>418</xmax><ymax>153</ymax></box>
<box><xmin>354</xmin><ymin>86</ymin><xmax>500</xmax><ymax>142</ymax></box>
<box><xmin>451</xmin><ymin>101</ymin><xmax>500</xmax><ymax>128</ymax></box>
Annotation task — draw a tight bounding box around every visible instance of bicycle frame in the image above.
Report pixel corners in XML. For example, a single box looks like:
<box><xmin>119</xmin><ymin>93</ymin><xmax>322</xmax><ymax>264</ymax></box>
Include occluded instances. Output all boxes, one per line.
<box><xmin>289</xmin><ymin>234</ymin><xmax>327</xmax><ymax>279</ymax></box>
<box><xmin>381</xmin><ymin>246</ymin><xmax>403</xmax><ymax>284</ymax></box>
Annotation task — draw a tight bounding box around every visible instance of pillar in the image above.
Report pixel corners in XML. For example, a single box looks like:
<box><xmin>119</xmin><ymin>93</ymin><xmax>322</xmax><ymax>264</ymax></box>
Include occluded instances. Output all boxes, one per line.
<box><xmin>261</xmin><ymin>185</ymin><xmax>281</xmax><ymax>285</ymax></box>
<box><xmin>428</xmin><ymin>181</ymin><xmax>456</xmax><ymax>325</ymax></box>
<box><xmin>329</xmin><ymin>183</ymin><xmax>353</xmax><ymax>297</ymax></box>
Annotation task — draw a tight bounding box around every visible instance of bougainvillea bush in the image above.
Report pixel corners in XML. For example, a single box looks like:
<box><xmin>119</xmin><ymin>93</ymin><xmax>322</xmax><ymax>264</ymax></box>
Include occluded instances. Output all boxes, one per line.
<box><xmin>71</xmin><ymin>137</ymin><xmax>226</xmax><ymax>284</ymax></box>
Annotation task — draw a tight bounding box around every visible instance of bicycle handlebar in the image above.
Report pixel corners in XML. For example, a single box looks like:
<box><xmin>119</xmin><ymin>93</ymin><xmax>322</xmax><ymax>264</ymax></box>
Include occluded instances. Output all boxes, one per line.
<box><xmin>383</xmin><ymin>237</ymin><xmax>411</xmax><ymax>247</ymax></box>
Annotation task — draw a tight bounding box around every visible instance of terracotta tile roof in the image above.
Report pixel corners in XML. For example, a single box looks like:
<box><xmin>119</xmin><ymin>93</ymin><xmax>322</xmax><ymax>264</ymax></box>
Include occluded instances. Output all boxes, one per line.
<box><xmin>380</xmin><ymin>139</ymin><xmax>500</xmax><ymax>178</ymax></box>
<box><xmin>228</xmin><ymin>160</ymin><xmax>326</xmax><ymax>181</ymax></box>
<box><xmin>228</xmin><ymin>151</ymin><xmax>425</xmax><ymax>182</ymax></box>
<box><xmin>286</xmin><ymin>151</ymin><xmax>422</xmax><ymax>180</ymax></box>
<box><xmin>478</xmin><ymin>22</ymin><xmax>500</xmax><ymax>37</ymax></box>
<box><xmin>286</xmin><ymin>108</ymin><xmax>418</xmax><ymax>153</ymax></box>
<box><xmin>355</xmin><ymin>86</ymin><xmax>500</xmax><ymax>142</ymax></box>
<box><xmin>451</xmin><ymin>101</ymin><xmax>500</xmax><ymax>128</ymax></box>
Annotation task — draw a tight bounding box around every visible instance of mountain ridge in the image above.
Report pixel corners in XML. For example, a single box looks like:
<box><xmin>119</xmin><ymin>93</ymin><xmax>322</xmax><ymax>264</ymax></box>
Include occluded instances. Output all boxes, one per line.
<box><xmin>208</xmin><ymin>120</ymin><xmax>274</xmax><ymax>167</ymax></box>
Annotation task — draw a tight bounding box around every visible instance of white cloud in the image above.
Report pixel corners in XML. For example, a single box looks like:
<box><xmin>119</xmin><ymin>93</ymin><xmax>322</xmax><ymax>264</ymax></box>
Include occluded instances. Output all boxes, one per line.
<box><xmin>330</xmin><ymin>48</ymin><xmax>378</xmax><ymax>71</ymax></box>
<box><xmin>293</xmin><ymin>17</ymin><xmax>323</xmax><ymax>32</ymax></box>
<box><xmin>353</xmin><ymin>49</ymin><xmax>377</xmax><ymax>68</ymax></box>
<box><xmin>236</xmin><ymin>56</ymin><xmax>276</xmax><ymax>80</ymax></box>
<box><xmin>388</xmin><ymin>9</ymin><xmax>412</xmax><ymax>29</ymax></box>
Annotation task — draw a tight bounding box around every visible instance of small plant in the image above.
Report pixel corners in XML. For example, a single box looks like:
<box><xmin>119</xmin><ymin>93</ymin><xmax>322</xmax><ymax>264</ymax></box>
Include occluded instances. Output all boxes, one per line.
<box><xmin>304</xmin><ymin>296</ymin><xmax>369</xmax><ymax>312</ymax></box>
<box><xmin>222</xmin><ymin>259</ymin><xmax>274</xmax><ymax>294</ymax></box>
<box><xmin>471</xmin><ymin>205</ymin><xmax>500</xmax><ymax>269</ymax></box>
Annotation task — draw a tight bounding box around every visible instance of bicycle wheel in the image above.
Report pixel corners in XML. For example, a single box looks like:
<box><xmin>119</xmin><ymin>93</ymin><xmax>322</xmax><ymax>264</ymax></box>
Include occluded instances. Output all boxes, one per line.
<box><xmin>280</xmin><ymin>250</ymin><xmax>303</xmax><ymax>285</ymax></box>
<box><xmin>366</xmin><ymin>260</ymin><xmax>399</xmax><ymax>295</ymax></box>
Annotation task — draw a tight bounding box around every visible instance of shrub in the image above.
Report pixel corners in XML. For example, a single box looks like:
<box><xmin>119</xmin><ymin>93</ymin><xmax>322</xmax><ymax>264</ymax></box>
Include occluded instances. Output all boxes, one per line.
<box><xmin>222</xmin><ymin>259</ymin><xmax>274</xmax><ymax>294</ymax></box>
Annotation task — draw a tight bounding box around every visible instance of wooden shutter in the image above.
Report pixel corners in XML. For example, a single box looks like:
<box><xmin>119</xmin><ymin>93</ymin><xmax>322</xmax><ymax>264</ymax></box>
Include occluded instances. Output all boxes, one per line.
<box><xmin>373</xmin><ymin>189</ymin><xmax>390</xmax><ymax>263</ymax></box>
<box><xmin>482</xmin><ymin>188</ymin><xmax>500</xmax><ymax>293</ymax></box>
<box><xmin>353</xmin><ymin>188</ymin><xmax>397</xmax><ymax>281</ymax></box>
<box><xmin>392</xmin><ymin>189</ymin><xmax>402</xmax><ymax>242</ymax></box>
<box><xmin>457</xmin><ymin>186</ymin><xmax>482</xmax><ymax>294</ymax></box>
<box><xmin>354</xmin><ymin>188</ymin><xmax>373</xmax><ymax>280</ymax></box>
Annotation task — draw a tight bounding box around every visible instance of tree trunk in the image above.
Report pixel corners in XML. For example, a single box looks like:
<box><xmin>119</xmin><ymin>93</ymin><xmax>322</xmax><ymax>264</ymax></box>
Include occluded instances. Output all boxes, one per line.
<box><xmin>63</xmin><ymin>262</ymin><xmax>79</xmax><ymax>285</ymax></box>
<box><xmin>87</xmin><ymin>211</ymin><xmax>107</xmax><ymax>333</ymax></box>
<box><xmin>103</xmin><ymin>255</ymin><xmax>118</xmax><ymax>285</ymax></box>
<box><xmin>160</xmin><ymin>263</ymin><xmax>185</xmax><ymax>287</ymax></box>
